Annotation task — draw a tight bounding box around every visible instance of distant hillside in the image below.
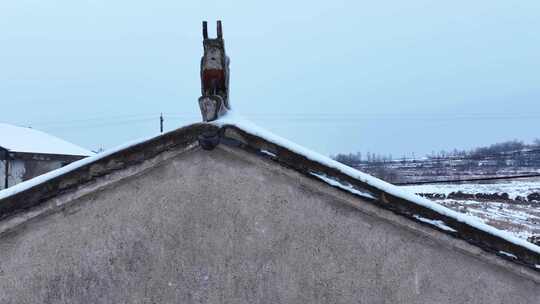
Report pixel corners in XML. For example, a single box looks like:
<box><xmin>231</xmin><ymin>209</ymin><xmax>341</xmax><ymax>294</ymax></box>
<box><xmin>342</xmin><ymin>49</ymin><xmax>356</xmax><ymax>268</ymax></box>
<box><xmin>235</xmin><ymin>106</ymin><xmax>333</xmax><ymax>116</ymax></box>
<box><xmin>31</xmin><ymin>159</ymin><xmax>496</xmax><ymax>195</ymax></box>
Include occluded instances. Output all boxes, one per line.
<box><xmin>333</xmin><ymin>139</ymin><xmax>540</xmax><ymax>183</ymax></box>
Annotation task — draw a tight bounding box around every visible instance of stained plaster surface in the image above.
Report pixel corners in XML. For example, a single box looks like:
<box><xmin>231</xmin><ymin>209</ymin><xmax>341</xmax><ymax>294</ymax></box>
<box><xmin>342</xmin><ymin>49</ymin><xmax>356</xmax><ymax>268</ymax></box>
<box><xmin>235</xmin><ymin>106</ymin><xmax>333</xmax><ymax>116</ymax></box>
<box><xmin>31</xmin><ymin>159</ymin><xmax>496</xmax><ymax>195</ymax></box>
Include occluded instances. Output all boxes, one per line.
<box><xmin>0</xmin><ymin>146</ymin><xmax>538</xmax><ymax>303</ymax></box>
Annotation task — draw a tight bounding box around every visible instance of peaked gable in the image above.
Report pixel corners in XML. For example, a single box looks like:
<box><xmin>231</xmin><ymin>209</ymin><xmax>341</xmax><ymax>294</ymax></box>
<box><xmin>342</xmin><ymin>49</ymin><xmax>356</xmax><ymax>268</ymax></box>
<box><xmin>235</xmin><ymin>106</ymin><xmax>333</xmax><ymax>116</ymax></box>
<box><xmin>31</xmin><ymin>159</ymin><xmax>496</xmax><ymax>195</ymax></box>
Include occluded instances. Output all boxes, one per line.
<box><xmin>2</xmin><ymin>142</ymin><xmax>538</xmax><ymax>302</ymax></box>
<box><xmin>0</xmin><ymin>115</ymin><xmax>539</xmax><ymax>272</ymax></box>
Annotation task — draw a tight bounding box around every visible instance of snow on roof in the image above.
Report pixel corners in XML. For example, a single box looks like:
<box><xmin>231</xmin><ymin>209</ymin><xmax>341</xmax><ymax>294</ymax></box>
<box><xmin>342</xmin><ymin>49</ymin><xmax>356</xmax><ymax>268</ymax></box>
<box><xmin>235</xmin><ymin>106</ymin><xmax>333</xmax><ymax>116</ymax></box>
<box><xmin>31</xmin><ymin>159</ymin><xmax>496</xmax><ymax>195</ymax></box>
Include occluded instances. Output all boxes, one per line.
<box><xmin>0</xmin><ymin>131</ymin><xmax>161</xmax><ymax>201</ymax></box>
<box><xmin>0</xmin><ymin>123</ymin><xmax>93</xmax><ymax>156</ymax></box>
<box><xmin>0</xmin><ymin>111</ymin><xmax>539</xmax><ymax>263</ymax></box>
<box><xmin>212</xmin><ymin>111</ymin><xmax>540</xmax><ymax>255</ymax></box>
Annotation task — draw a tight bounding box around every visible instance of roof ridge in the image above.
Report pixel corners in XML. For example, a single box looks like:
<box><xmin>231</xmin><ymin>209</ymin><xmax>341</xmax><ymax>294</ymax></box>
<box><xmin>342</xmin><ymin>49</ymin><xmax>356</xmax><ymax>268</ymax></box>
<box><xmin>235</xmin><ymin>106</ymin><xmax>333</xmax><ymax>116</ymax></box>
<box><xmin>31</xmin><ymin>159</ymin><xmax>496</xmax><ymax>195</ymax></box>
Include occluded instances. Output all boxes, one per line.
<box><xmin>0</xmin><ymin>114</ymin><xmax>538</xmax><ymax>271</ymax></box>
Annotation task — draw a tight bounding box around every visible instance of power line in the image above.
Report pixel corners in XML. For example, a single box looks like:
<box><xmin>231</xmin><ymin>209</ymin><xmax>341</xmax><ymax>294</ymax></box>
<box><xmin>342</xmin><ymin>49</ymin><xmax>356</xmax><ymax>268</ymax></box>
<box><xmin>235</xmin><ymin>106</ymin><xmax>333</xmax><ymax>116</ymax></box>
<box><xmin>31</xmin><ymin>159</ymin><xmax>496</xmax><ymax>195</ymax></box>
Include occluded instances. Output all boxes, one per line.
<box><xmin>36</xmin><ymin>117</ymin><xmax>158</xmax><ymax>129</ymax></box>
<box><xmin>395</xmin><ymin>174</ymin><xmax>540</xmax><ymax>185</ymax></box>
<box><xmin>11</xmin><ymin>111</ymin><xmax>540</xmax><ymax>128</ymax></box>
<box><xmin>19</xmin><ymin>113</ymin><xmax>158</xmax><ymax>127</ymax></box>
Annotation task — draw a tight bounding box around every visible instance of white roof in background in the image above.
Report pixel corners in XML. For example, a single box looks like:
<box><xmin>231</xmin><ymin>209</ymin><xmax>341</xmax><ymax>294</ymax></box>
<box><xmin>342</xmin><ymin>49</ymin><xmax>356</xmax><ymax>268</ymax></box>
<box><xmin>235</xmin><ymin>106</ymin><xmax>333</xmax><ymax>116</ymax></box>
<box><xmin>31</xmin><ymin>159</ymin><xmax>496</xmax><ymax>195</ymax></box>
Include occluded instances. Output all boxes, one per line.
<box><xmin>0</xmin><ymin>123</ymin><xmax>93</xmax><ymax>156</ymax></box>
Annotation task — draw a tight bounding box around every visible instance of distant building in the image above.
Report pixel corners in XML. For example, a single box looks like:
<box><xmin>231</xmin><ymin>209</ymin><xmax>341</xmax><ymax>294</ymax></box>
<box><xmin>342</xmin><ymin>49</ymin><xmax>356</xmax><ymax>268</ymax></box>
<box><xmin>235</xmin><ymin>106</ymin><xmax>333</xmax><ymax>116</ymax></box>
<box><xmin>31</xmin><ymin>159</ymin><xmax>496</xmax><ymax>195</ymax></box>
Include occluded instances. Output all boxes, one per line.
<box><xmin>0</xmin><ymin>123</ymin><xmax>93</xmax><ymax>190</ymax></box>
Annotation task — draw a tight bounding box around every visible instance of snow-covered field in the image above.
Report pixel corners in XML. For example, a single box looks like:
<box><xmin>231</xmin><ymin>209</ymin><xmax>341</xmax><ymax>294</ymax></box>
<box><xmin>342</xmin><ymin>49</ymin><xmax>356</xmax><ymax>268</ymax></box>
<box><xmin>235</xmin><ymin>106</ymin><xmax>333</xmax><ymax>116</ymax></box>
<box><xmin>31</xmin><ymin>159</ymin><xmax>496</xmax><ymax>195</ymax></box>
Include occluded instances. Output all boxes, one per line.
<box><xmin>401</xmin><ymin>178</ymin><xmax>540</xmax><ymax>241</ymax></box>
<box><xmin>402</xmin><ymin>178</ymin><xmax>540</xmax><ymax>201</ymax></box>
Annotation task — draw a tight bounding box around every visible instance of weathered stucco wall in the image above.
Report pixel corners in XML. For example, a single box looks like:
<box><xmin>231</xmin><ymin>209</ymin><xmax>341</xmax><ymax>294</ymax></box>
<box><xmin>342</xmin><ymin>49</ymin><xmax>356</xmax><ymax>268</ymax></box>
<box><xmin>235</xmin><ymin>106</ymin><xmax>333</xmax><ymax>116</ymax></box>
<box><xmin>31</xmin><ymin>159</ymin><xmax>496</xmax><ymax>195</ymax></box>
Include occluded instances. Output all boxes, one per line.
<box><xmin>0</xmin><ymin>146</ymin><xmax>538</xmax><ymax>303</ymax></box>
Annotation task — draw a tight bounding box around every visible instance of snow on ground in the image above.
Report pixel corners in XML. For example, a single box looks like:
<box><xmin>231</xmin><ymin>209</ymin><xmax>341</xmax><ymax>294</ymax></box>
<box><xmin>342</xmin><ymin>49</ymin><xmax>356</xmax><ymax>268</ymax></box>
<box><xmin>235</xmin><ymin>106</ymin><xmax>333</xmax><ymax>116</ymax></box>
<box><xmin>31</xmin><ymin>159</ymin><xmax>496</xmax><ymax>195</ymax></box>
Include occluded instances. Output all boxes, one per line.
<box><xmin>0</xmin><ymin>123</ymin><xmax>93</xmax><ymax>156</ymax></box>
<box><xmin>401</xmin><ymin>178</ymin><xmax>540</xmax><ymax>201</ymax></box>
<box><xmin>401</xmin><ymin>178</ymin><xmax>540</xmax><ymax>241</ymax></box>
<box><xmin>439</xmin><ymin>199</ymin><xmax>540</xmax><ymax>240</ymax></box>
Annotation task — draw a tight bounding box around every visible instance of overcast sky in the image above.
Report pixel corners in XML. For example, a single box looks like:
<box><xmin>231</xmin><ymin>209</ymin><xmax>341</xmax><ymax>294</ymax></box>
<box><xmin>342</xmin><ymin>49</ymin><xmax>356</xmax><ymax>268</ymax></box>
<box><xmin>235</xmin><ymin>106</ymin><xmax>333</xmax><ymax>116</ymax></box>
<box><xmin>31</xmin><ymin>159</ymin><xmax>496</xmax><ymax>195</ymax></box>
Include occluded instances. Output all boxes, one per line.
<box><xmin>1</xmin><ymin>1</ymin><xmax>539</xmax><ymax>157</ymax></box>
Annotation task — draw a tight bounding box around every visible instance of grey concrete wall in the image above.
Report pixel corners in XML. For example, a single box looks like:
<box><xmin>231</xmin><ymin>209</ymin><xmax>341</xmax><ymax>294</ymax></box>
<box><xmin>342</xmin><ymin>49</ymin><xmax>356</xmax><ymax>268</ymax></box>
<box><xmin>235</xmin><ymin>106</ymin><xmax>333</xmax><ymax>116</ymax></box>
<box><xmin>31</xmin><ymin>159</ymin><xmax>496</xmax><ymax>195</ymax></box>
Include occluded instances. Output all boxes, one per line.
<box><xmin>0</xmin><ymin>146</ymin><xmax>538</xmax><ymax>303</ymax></box>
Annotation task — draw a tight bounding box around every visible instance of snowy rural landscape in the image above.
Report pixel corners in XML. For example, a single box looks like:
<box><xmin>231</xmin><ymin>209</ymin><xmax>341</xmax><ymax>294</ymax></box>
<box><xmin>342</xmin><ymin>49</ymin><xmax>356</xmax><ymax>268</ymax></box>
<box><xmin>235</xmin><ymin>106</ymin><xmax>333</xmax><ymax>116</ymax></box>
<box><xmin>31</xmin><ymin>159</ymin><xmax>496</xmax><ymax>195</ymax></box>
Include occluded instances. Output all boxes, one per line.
<box><xmin>401</xmin><ymin>178</ymin><xmax>540</xmax><ymax>242</ymax></box>
<box><xmin>2</xmin><ymin>1</ymin><xmax>540</xmax><ymax>301</ymax></box>
<box><xmin>333</xmin><ymin>140</ymin><xmax>540</xmax><ymax>245</ymax></box>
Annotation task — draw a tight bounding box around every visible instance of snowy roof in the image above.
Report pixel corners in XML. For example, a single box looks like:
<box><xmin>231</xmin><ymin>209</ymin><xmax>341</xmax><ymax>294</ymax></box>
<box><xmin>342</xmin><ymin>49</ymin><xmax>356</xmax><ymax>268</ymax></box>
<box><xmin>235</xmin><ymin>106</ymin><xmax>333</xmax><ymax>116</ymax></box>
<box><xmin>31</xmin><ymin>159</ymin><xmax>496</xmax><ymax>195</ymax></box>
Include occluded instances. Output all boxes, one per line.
<box><xmin>0</xmin><ymin>113</ymin><xmax>539</xmax><ymax>271</ymax></box>
<box><xmin>214</xmin><ymin>113</ymin><xmax>540</xmax><ymax>253</ymax></box>
<box><xmin>0</xmin><ymin>123</ymin><xmax>93</xmax><ymax>156</ymax></box>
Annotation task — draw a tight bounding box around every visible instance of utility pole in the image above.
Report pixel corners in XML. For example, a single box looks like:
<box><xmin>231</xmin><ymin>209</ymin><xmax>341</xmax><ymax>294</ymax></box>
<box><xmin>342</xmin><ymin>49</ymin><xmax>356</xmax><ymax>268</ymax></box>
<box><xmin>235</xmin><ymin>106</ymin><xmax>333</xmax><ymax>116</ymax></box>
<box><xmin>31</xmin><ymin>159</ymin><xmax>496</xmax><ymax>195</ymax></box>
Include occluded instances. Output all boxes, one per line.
<box><xmin>160</xmin><ymin>113</ymin><xmax>164</xmax><ymax>133</ymax></box>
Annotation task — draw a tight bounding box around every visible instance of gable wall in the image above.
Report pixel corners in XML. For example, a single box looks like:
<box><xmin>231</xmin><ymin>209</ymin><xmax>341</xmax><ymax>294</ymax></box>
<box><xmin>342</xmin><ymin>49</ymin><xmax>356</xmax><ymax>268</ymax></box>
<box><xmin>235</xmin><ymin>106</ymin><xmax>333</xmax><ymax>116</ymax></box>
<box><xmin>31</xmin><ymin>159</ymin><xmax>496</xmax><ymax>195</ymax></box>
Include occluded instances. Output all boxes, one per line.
<box><xmin>0</xmin><ymin>146</ymin><xmax>538</xmax><ymax>303</ymax></box>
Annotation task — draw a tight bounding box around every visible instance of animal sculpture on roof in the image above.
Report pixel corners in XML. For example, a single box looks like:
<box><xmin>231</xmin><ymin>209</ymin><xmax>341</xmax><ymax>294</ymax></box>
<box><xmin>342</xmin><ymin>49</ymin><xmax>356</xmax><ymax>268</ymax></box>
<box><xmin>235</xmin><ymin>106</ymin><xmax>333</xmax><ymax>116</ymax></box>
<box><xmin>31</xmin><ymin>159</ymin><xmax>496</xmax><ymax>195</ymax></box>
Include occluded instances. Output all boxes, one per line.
<box><xmin>198</xmin><ymin>20</ymin><xmax>231</xmax><ymax>122</ymax></box>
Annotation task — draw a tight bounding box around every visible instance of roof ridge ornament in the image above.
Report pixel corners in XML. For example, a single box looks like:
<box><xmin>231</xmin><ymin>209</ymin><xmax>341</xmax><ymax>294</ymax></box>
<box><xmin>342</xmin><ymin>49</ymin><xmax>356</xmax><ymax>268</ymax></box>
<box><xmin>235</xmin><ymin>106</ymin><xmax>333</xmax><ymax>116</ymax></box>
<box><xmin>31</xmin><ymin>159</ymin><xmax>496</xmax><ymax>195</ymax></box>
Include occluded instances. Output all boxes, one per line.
<box><xmin>198</xmin><ymin>20</ymin><xmax>231</xmax><ymax>122</ymax></box>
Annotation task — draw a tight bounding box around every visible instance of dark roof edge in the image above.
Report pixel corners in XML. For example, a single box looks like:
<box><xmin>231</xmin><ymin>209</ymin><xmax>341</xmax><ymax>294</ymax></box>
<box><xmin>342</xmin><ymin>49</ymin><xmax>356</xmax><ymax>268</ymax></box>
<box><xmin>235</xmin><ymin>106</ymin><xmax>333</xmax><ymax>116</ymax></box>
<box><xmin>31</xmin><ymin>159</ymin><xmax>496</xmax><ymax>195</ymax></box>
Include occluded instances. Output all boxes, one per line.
<box><xmin>0</xmin><ymin>123</ymin><xmax>216</xmax><ymax>219</ymax></box>
<box><xmin>219</xmin><ymin>125</ymin><xmax>540</xmax><ymax>271</ymax></box>
<box><xmin>8</xmin><ymin>151</ymin><xmax>87</xmax><ymax>162</ymax></box>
